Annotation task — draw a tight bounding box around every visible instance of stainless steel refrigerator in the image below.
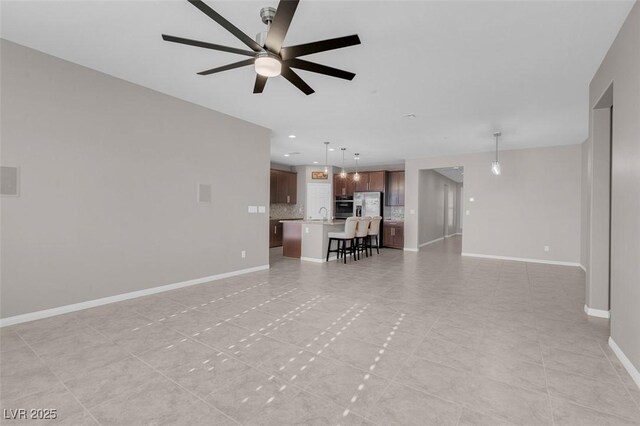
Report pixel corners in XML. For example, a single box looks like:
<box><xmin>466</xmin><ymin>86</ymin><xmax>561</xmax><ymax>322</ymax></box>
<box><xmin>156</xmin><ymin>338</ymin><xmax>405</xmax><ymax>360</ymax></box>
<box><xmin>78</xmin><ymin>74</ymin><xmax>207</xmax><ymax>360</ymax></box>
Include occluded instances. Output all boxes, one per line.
<box><xmin>353</xmin><ymin>192</ymin><xmax>383</xmax><ymax>218</ymax></box>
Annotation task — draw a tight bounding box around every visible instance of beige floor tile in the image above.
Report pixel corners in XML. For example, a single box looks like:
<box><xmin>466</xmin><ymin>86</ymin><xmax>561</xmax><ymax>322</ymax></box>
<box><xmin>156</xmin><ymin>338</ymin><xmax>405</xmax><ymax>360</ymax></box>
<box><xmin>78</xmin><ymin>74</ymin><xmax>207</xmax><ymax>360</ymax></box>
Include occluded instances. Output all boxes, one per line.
<box><xmin>542</xmin><ymin>345</ymin><xmax>621</xmax><ymax>384</ymax></box>
<box><xmin>366</xmin><ymin>382</ymin><xmax>461</xmax><ymax>425</ymax></box>
<box><xmin>457</xmin><ymin>407</ymin><xmax>516</xmax><ymax>425</ymax></box>
<box><xmin>551</xmin><ymin>397</ymin><xmax>640</xmax><ymax>425</ymax></box>
<box><xmin>461</xmin><ymin>375</ymin><xmax>552</xmax><ymax>424</ymax></box>
<box><xmin>414</xmin><ymin>334</ymin><xmax>477</xmax><ymax>372</ymax></box>
<box><xmin>546</xmin><ymin>367</ymin><xmax>640</xmax><ymax>422</ymax></box>
<box><xmin>393</xmin><ymin>356</ymin><xmax>469</xmax><ymax>403</ymax></box>
<box><xmin>62</xmin><ymin>356</ymin><xmax>159</xmax><ymax>408</ymax></box>
<box><xmin>473</xmin><ymin>351</ymin><xmax>548</xmax><ymax>393</ymax></box>
<box><xmin>0</xmin><ymin>384</ymin><xmax>86</xmax><ymax>424</ymax></box>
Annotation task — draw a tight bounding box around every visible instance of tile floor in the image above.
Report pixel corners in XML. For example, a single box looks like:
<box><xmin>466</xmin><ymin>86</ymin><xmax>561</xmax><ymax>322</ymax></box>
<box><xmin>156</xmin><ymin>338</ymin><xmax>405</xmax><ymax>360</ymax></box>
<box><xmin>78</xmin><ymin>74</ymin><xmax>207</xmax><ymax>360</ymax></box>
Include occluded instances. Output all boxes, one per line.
<box><xmin>1</xmin><ymin>236</ymin><xmax>639</xmax><ymax>425</ymax></box>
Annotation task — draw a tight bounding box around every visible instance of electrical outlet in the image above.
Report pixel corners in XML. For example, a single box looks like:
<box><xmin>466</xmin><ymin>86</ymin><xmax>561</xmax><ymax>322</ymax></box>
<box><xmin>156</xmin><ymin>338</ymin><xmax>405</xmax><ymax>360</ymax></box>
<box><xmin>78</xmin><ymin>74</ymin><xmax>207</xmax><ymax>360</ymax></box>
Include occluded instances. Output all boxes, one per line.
<box><xmin>465</xmin><ymin>210</ymin><xmax>470</xmax><ymax>216</ymax></box>
<box><xmin>544</xmin><ymin>246</ymin><xmax>549</xmax><ymax>252</ymax></box>
<box><xmin>241</xmin><ymin>250</ymin><xmax>246</xmax><ymax>258</ymax></box>
<box><xmin>305</xmin><ymin>227</ymin><xmax>309</xmax><ymax>234</ymax></box>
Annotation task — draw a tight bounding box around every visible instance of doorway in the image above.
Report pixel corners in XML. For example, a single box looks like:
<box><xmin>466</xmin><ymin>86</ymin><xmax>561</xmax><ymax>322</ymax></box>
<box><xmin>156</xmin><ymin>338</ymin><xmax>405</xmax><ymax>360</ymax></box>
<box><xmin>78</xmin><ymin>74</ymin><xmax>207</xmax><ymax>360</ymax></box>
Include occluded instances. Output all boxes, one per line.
<box><xmin>586</xmin><ymin>83</ymin><xmax>613</xmax><ymax>318</ymax></box>
<box><xmin>417</xmin><ymin>167</ymin><xmax>463</xmax><ymax>251</ymax></box>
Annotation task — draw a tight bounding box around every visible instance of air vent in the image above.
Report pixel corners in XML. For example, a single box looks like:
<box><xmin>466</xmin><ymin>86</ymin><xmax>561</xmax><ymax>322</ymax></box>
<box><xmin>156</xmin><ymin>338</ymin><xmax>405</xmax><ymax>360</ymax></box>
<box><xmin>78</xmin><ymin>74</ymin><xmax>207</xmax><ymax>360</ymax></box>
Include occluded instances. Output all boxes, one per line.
<box><xmin>1</xmin><ymin>166</ymin><xmax>19</xmax><ymax>196</ymax></box>
<box><xmin>198</xmin><ymin>183</ymin><xmax>212</xmax><ymax>203</ymax></box>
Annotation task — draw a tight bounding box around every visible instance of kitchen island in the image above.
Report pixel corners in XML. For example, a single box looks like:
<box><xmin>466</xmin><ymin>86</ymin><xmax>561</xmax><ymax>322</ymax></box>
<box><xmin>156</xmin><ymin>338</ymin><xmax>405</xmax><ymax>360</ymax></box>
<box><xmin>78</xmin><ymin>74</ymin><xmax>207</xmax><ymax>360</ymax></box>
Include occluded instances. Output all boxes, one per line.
<box><xmin>280</xmin><ymin>219</ymin><xmax>346</xmax><ymax>262</ymax></box>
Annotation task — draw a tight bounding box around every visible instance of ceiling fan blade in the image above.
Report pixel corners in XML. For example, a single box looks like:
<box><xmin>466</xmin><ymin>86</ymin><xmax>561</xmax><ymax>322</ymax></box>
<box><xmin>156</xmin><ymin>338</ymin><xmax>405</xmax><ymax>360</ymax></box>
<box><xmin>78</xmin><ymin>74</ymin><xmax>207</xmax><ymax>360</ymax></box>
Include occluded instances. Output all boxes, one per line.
<box><xmin>285</xmin><ymin>58</ymin><xmax>355</xmax><ymax>81</ymax></box>
<box><xmin>197</xmin><ymin>58</ymin><xmax>255</xmax><ymax>75</ymax></box>
<box><xmin>281</xmin><ymin>66</ymin><xmax>315</xmax><ymax>95</ymax></box>
<box><xmin>253</xmin><ymin>75</ymin><xmax>268</xmax><ymax>94</ymax></box>
<box><xmin>280</xmin><ymin>34</ymin><xmax>361</xmax><ymax>61</ymax></box>
<box><xmin>162</xmin><ymin>35</ymin><xmax>256</xmax><ymax>57</ymax></box>
<box><xmin>188</xmin><ymin>0</ymin><xmax>263</xmax><ymax>52</ymax></box>
<box><xmin>264</xmin><ymin>0</ymin><xmax>299</xmax><ymax>54</ymax></box>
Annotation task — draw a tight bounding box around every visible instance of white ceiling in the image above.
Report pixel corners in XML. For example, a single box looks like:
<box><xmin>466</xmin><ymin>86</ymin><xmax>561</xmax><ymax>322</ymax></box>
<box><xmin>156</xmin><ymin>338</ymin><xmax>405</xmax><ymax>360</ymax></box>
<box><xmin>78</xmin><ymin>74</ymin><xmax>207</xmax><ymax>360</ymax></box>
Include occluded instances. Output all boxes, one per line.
<box><xmin>1</xmin><ymin>1</ymin><xmax>634</xmax><ymax>167</ymax></box>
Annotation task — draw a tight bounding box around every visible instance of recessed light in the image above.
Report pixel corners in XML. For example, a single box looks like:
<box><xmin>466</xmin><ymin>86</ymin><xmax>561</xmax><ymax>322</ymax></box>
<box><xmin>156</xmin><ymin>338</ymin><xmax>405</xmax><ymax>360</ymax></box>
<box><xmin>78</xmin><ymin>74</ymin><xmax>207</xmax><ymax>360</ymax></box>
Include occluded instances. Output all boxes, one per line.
<box><xmin>313</xmin><ymin>161</ymin><xmax>319</xmax><ymax>164</ymax></box>
<box><xmin>288</xmin><ymin>134</ymin><xmax>296</xmax><ymax>139</ymax></box>
<box><xmin>284</xmin><ymin>154</ymin><xmax>290</xmax><ymax>157</ymax></box>
<box><xmin>328</xmin><ymin>148</ymin><xmax>335</xmax><ymax>152</ymax></box>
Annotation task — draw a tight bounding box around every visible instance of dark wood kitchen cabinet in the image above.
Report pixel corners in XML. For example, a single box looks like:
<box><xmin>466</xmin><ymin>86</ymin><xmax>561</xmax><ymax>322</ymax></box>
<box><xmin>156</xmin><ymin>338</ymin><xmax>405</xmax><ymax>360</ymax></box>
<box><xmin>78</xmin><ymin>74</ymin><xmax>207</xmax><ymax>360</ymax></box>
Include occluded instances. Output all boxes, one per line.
<box><xmin>367</xmin><ymin>171</ymin><xmax>386</xmax><ymax>192</ymax></box>
<box><xmin>386</xmin><ymin>171</ymin><xmax>405</xmax><ymax>206</ymax></box>
<box><xmin>354</xmin><ymin>171</ymin><xmax>385</xmax><ymax>193</ymax></box>
<box><xmin>334</xmin><ymin>173</ymin><xmax>356</xmax><ymax>197</ymax></box>
<box><xmin>270</xmin><ymin>169</ymin><xmax>297</xmax><ymax>204</ymax></box>
<box><xmin>269</xmin><ymin>219</ymin><xmax>283</xmax><ymax>248</ymax></box>
<box><xmin>354</xmin><ymin>172</ymin><xmax>369</xmax><ymax>192</ymax></box>
<box><xmin>383</xmin><ymin>221</ymin><xmax>404</xmax><ymax>249</ymax></box>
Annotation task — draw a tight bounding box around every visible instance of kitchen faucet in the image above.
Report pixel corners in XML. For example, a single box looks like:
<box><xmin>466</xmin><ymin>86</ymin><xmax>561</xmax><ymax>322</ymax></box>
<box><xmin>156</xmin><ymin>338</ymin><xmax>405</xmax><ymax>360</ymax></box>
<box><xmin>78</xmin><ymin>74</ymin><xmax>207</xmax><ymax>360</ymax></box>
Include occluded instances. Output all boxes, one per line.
<box><xmin>318</xmin><ymin>207</ymin><xmax>328</xmax><ymax>221</ymax></box>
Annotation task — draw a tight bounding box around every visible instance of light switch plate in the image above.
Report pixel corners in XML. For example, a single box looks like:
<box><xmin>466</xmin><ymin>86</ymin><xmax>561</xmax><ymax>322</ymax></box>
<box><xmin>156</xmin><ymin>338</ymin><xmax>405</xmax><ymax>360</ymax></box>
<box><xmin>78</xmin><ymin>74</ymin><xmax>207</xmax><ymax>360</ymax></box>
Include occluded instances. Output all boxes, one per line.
<box><xmin>258</xmin><ymin>206</ymin><xmax>266</xmax><ymax>213</ymax></box>
<box><xmin>248</xmin><ymin>206</ymin><xmax>258</xmax><ymax>213</ymax></box>
<box><xmin>465</xmin><ymin>210</ymin><xmax>470</xmax><ymax>216</ymax></box>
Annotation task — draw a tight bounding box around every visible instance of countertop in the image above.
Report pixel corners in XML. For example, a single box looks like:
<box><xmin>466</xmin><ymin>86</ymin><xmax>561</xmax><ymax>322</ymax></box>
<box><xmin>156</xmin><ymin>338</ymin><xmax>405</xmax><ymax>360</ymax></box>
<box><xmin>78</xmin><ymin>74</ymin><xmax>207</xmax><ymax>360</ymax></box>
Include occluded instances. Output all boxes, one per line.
<box><xmin>280</xmin><ymin>219</ymin><xmax>346</xmax><ymax>225</ymax></box>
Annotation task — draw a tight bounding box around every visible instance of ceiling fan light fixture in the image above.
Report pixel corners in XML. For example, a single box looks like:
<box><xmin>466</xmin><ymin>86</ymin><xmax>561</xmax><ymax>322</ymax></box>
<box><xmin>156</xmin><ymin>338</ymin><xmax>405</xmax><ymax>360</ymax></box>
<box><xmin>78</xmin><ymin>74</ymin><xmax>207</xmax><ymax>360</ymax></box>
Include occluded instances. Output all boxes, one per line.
<box><xmin>255</xmin><ymin>52</ymin><xmax>281</xmax><ymax>77</ymax></box>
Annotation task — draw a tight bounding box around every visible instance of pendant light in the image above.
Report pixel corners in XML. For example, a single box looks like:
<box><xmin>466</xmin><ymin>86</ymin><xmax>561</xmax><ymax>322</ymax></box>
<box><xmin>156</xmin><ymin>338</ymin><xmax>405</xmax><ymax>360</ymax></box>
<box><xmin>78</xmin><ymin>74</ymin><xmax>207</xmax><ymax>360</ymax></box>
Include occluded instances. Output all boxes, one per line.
<box><xmin>491</xmin><ymin>132</ymin><xmax>502</xmax><ymax>175</ymax></box>
<box><xmin>353</xmin><ymin>153</ymin><xmax>361</xmax><ymax>182</ymax></box>
<box><xmin>340</xmin><ymin>148</ymin><xmax>347</xmax><ymax>178</ymax></box>
<box><xmin>323</xmin><ymin>141</ymin><xmax>330</xmax><ymax>174</ymax></box>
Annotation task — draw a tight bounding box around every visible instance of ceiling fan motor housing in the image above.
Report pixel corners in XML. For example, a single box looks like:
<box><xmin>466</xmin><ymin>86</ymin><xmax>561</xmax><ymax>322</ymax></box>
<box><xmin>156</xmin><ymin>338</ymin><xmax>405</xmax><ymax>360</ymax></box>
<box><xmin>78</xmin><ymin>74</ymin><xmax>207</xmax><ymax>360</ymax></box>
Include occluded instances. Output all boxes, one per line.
<box><xmin>260</xmin><ymin>7</ymin><xmax>276</xmax><ymax>25</ymax></box>
<box><xmin>257</xmin><ymin>7</ymin><xmax>277</xmax><ymax>47</ymax></box>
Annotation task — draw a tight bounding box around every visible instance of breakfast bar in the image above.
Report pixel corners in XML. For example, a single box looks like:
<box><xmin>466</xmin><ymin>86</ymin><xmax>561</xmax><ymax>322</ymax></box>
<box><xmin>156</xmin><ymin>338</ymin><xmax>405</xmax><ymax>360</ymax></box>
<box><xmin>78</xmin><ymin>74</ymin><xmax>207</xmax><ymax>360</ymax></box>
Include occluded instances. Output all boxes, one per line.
<box><xmin>280</xmin><ymin>219</ymin><xmax>345</xmax><ymax>262</ymax></box>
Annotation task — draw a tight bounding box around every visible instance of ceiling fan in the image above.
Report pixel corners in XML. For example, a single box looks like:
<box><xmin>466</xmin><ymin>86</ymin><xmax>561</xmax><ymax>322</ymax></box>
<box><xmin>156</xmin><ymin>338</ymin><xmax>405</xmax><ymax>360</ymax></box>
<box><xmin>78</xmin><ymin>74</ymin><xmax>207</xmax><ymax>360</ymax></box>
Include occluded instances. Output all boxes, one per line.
<box><xmin>162</xmin><ymin>0</ymin><xmax>361</xmax><ymax>95</ymax></box>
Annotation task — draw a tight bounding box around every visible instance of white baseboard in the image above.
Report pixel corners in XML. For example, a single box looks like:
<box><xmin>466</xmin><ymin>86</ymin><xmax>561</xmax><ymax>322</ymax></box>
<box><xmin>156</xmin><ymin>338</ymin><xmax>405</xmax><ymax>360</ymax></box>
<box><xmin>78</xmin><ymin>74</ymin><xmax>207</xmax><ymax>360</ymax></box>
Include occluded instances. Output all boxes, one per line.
<box><xmin>461</xmin><ymin>252</ymin><xmax>581</xmax><ymax>267</ymax></box>
<box><xmin>0</xmin><ymin>264</ymin><xmax>270</xmax><ymax>327</ymax></box>
<box><xmin>584</xmin><ymin>304</ymin><xmax>610</xmax><ymax>319</ymax></box>
<box><xmin>419</xmin><ymin>237</ymin><xmax>444</xmax><ymax>248</ymax></box>
<box><xmin>609</xmin><ymin>337</ymin><xmax>640</xmax><ymax>389</ymax></box>
<box><xmin>403</xmin><ymin>248</ymin><xmax>419</xmax><ymax>252</ymax></box>
<box><xmin>579</xmin><ymin>264</ymin><xmax>587</xmax><ymax>272</ymax></box>
<box><xmin>301</xmin><ymin>255</ymin><xmax>337</xmax><ymax>263</ymax></box>
<box><xmin>444</xmin><ymin>233</ymin><xmax>457</xmax><ymax>238</ymax></box>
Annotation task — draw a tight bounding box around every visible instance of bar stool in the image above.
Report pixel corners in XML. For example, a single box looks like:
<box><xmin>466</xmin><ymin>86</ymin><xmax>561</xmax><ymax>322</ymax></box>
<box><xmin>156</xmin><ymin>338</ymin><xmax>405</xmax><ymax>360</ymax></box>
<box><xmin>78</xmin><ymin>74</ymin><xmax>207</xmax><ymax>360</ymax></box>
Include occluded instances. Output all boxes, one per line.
<box><xmin>326</xmin><ymin>217</ymin><xmax>358</xmax><ymax>264</ymax></box>
<box><xmin>354</xmin><ymin>217</ymin><xmax>372</xmax><ymax>260</ymax></box>
<box><xmin>368</xmin><ymin>216</ymin><xmax>382</xmax><ymax>255</ymax></box>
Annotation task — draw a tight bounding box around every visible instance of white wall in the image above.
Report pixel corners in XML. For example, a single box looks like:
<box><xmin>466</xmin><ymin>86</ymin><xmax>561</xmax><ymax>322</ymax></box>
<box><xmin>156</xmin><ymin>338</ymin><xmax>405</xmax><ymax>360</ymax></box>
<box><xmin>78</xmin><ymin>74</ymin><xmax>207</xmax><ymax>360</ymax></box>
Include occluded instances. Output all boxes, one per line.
<box><xmin>406</xmin><ymin>144</ymin><xmax>582</xmax><ymax>264</ymax></box>
<box><xmin>0</xmin><ymin>40</ymin><xmax>271</xmax><ymax>319</ymax></box>
<box><xmin>587</xmin><ymin>2</ymin><xmax>640</xmax><ymax>379</ymax></box>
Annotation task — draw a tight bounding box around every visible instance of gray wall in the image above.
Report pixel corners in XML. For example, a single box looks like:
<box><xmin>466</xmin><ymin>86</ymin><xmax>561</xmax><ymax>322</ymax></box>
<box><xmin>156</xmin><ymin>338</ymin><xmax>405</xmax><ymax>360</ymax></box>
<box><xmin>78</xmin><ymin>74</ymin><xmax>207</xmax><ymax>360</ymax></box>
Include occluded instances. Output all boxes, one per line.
<box><xmin>0</xmin><ymin>40</ymin><xmax>271</xmax><ymax>318</ymax></box>
<box><xmin>587</xmin><ymin>2</ymin><xmax>640</xmax><ymax>374</ymax></box>
<box><xmin>580</xmin><ymin>139</ymin><xmax>591</xmax><ymax>270</ymax></box>
<box><xmin>406</xmin><ymin>144</ymin><xmax>582</xmax><ymax>264</ymax></box>
<box><xmin>418</xmin><ymin>170</ymin><xmax>461</xmax><ymax>245</ymax></box>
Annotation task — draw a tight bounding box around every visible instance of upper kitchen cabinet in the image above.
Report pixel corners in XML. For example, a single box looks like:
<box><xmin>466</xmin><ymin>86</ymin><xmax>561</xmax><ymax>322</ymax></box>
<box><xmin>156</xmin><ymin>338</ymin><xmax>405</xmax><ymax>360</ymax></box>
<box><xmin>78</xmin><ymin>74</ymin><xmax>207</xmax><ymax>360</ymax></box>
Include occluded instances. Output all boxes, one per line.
<box><xmin>354</xmin><ymin>172</ymin><xmax>369</xmax><ymax>192</ymax></box>
<box><xmin>368</xmin><ymin>171</ymin><xmax>386</xmax><ymax>192</ymax></box>
<box><xmin>270</xmin><ymin>170</ymin><xmax>278</xmax><ymax>202</ymax></box>
<box><xmin>354</xmin><ymin>171</ymin><xmax>385</xmax><ymax>192</ymax></box>
<box><xmin>386</xmin><ymin>171</ymin><xmax>405</xmax><ymax>206</ymax></box>
<box><xmin>270</xmin><ymin>169</ymin><xmax>297</xmax><ymax>204</ymax></box>
<box><xmin>334</xmin><ymin>173</ymin><xmax>356</xmax><ymax>197</ymax></box>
